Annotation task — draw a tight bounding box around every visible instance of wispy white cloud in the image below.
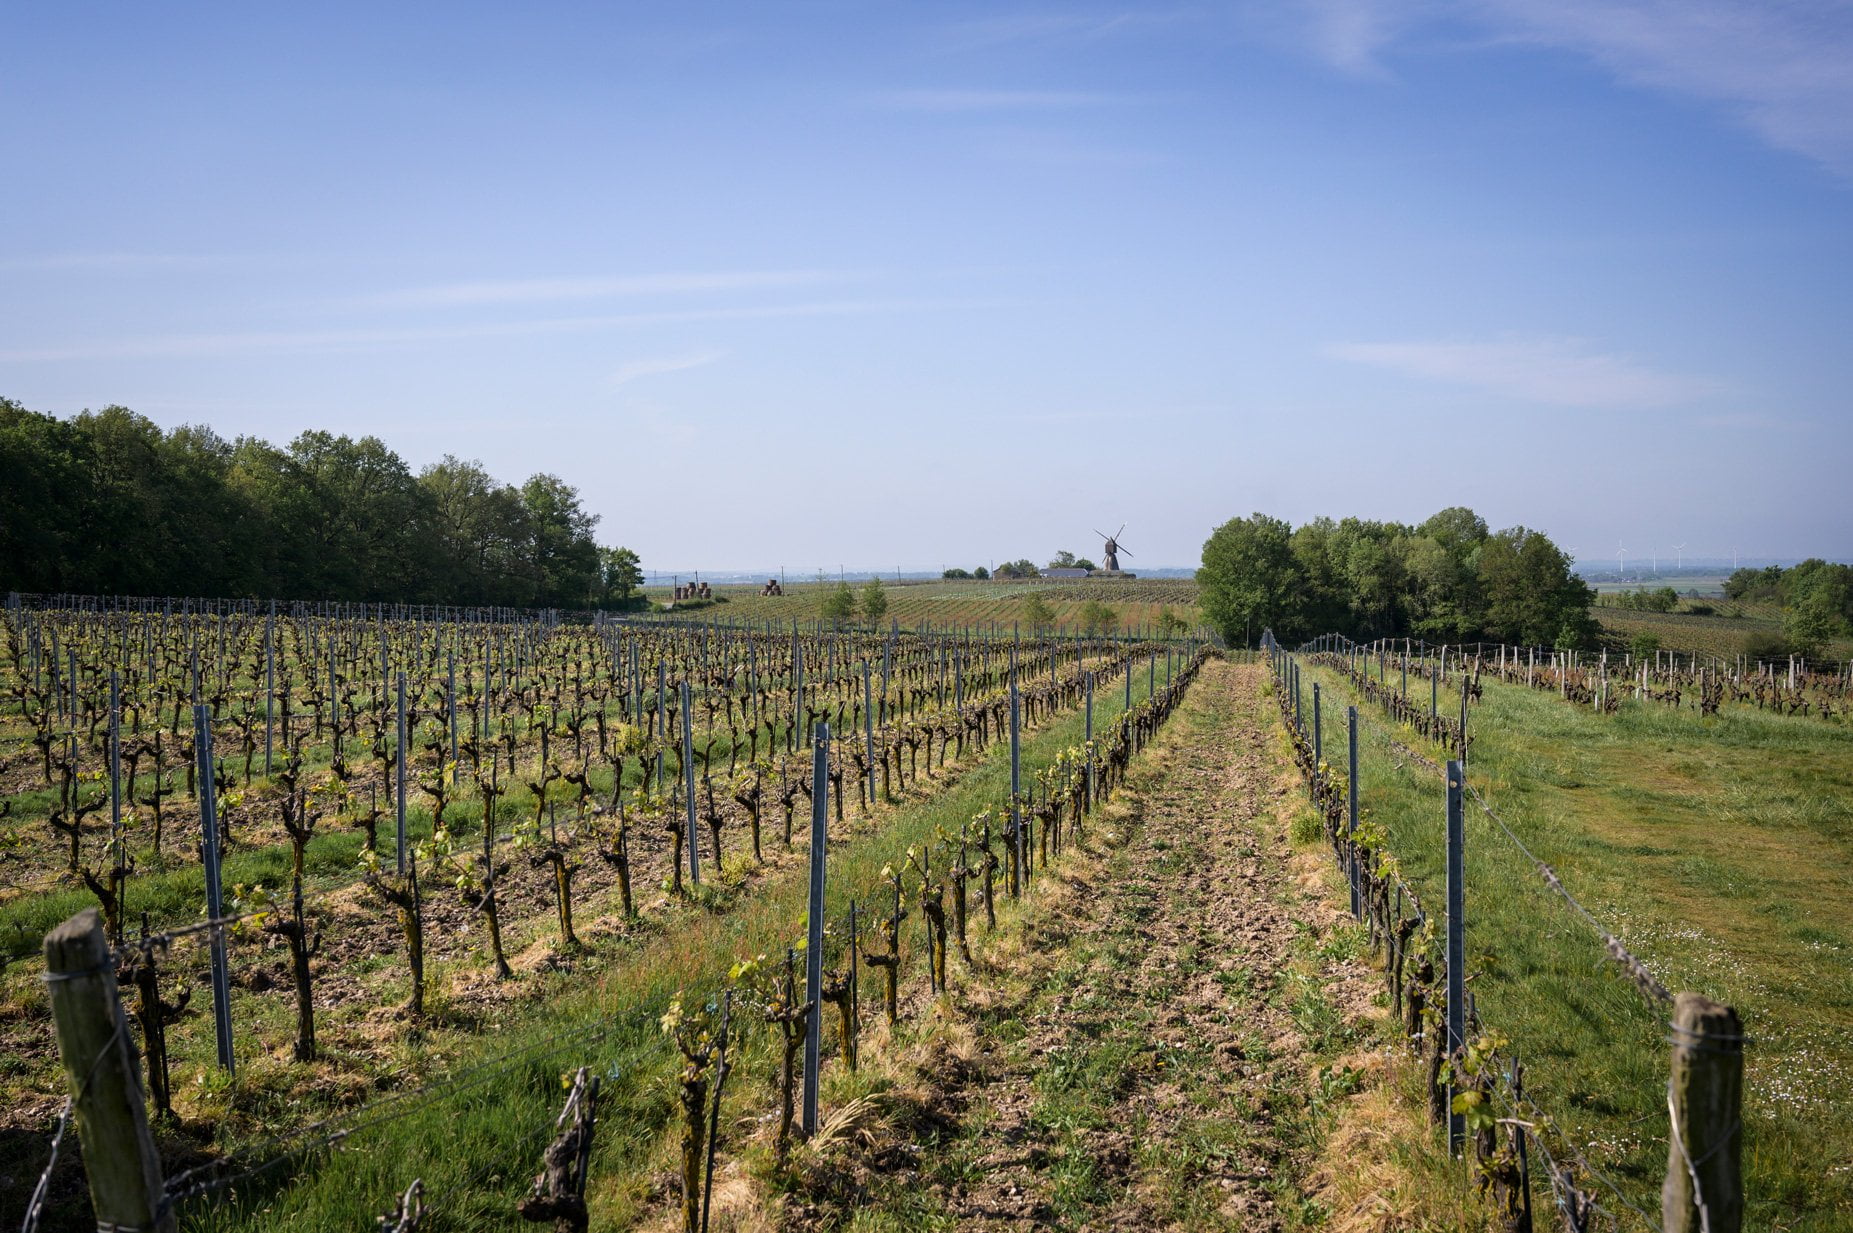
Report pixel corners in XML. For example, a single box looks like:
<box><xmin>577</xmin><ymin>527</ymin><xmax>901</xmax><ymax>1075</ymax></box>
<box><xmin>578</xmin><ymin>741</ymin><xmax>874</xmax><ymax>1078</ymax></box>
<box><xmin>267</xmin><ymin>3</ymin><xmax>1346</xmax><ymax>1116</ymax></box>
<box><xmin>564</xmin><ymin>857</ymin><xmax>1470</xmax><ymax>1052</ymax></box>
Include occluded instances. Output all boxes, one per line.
<box><xmin>1328</xmin><ymin>334</ymin><xmax>1723</xmax><ymax>408</ymax></box>
<box><xmin>610</xmin><ymin>350</ymin><xmax>726</xmax><ymax>388</ymax></box>
<box><xmin>1288</xmin><ymin>0</ymin><xmax>1853</xmax><ymax>176</ymax></box>
<box><xmin>359</xmin><ymin>269</ymin><xmax>852</xmax><ymax>310</ymax></box>
<box><xmin>870</xmin><ymin>88</ymin><xmax>1138</xmax><ymax>112</ymax></box>
<box><xmin>1474</xmin><ymin>0</ymin><xmax>1853</xmax><ymax>177</ymax></box>
<box><xmin>1295</xmin><ymin>0</ymin><xmax>1435</xmax><ymax>77</ymax></box>
<box><xmin>0</xmin><ymin>300</ymin><xmax>967</xmax><ymax>364</ymax></box>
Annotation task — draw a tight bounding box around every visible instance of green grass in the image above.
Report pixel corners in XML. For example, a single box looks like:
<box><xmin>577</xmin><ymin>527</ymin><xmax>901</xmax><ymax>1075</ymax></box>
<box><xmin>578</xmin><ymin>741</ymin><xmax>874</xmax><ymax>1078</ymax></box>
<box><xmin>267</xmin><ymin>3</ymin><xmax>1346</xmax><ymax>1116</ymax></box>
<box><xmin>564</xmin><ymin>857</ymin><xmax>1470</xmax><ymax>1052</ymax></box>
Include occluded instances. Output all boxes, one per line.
<box><xmin>1295</xmin><ymin>656</ymin><xmax>1853</xmax><ymax>1230</ymax></box>
<box><xmin>156</xmin><ymin>653</ymin><xmax>1176</xmax><ymax>1231</ymax></box>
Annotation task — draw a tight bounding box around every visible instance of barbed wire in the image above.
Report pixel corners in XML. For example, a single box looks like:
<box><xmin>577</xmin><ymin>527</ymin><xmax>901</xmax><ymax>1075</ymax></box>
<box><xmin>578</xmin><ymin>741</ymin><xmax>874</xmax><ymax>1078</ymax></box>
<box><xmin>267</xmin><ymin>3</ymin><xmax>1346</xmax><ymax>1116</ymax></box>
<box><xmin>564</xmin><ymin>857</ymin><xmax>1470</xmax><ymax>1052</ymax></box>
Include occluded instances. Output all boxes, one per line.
<box><xmin>1490</xmin><ymin>1079</ymin><xmax>1664</xmax><ymax>1232</ymax></box>
<box><xmin>18</xmin><ymin>1097</ymin><xmax>72</xmax><ymax>1233</ymax></box>
<box><xmin>1462</xmin><ymin>781</ymin><xmax>1673</xmax><ymax>1009</ymax></box>
<box><xmin>20</xmin><ymin>1007</ymin><xmax>133</xmax><ymax>1233</ymax></box>
<box><xmin>1289</xmin><ymin>650</ymin><xmax>1674</xmax><ymax>1009</ymax></box>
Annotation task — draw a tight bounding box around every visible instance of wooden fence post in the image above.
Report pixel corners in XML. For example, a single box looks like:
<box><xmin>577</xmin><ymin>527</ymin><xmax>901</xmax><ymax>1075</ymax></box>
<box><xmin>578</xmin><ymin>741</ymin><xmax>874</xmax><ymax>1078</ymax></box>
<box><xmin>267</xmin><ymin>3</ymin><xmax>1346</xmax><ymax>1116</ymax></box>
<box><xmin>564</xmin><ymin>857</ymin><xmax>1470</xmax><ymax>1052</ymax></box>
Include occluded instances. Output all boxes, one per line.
<box><xmin>44</xmin><ymin>908</ymin><xmax>174</xmax><ymax>1232</ymax></box>
<box><xmin>1663</xmin><ymin>992</ymin><xmax>1744</xmax><ymax>1233</ymax></box>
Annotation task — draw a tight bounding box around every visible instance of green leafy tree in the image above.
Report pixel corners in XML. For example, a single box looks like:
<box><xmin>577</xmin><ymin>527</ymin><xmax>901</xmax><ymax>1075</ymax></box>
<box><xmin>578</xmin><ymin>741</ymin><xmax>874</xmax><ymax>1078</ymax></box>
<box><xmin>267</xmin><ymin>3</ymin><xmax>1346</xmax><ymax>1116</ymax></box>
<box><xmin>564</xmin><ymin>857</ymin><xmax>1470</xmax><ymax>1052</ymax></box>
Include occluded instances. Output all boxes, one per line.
<box><xmin>942</xmin><ymin>567</ymin><xmax>971</xmax><ymax>579</ymax></box>
<box><xmin>521</xmin><ymin>473</ymin><xmax>602</xmax><ymax>607</ymax></box>
<box><xmin>420</xmin><ymin>456</ymin><xmax>538</xmax><ymax>605</ymax></box>
<box><xmin>995</xmin><ymin>559</ymin><xmax>1040</xmax><ymax>579</ymax></box>
<box><xmin>1724</xmin><ymin>567</ymin><xmax>1783</xmax><ymax>602</ymax></box>
<box><xmin>821</xmin><ymin>581</ymin><xmax>856</xmax><ymax>621</ymax></box>
<box><xmin>1076</xmin><ymin>598</ymin><xmax>1117</xmax><ymax>636</ymax></box>
<box><xmin>859</xmin><ymin>577</ymin><xmax>889</xmax><ymax>626</ymax></box>
<box><xmin>1074</xmin><ymin>557</ymin><xmax>1098</xmax><ymax>572</ymax></box>
<box><xmin>1022</xmin><ymin>593</ymin><xmax>1056</xmax><ymax>630</ymax></box>
<box><xmin>973</xmin><ymin>566</ymin><xmax>990</xmax><ymax>579</ymax></box>
<box><xmin>271</xmin><ymin>430</ymin><xmax>438</xmax><ymax>600</ymax></box>
<box><xmin>1197</xmin><ymin>513</ymin><xmax>1303</xmax><ymax>645</ymax></box>
<box><xmin>599</xmin><ymin>547</ymin><xmax>645</xmax><ymax>608</ymax></box>
<box><xmin>1782</xmin><ymin>590</ymin><xmax>1844</xmax><ymax>658</ymax></box>
<box><xmin>1477</xmin><ymin>527</ymin><xmax>1596</xmax><ymax>648</ymax></box>
<box><xmin>1048</xmin><ymin>550</ymin><xmax>1077</xmax><ymax>569</ymax></box>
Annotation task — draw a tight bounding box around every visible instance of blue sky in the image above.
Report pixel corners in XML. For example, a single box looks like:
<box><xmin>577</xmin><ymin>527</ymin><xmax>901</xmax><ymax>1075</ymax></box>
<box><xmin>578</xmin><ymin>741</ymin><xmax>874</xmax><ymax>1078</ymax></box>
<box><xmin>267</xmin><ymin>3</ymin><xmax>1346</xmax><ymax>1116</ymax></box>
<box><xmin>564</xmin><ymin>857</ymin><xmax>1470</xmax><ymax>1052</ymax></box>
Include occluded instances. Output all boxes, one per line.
<box><xmin>4</xmin><ymin>2</ymin><xmax>1849</xmax><ymax>573</ymax></box>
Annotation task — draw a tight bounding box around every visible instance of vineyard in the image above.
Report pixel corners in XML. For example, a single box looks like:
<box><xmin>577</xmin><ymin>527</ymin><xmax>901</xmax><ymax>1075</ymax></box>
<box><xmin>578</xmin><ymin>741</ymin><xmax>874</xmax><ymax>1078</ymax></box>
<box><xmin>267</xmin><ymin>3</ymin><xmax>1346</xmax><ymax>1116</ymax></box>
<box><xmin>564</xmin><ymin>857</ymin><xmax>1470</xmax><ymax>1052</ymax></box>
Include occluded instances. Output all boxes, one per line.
<box><xmin>643</xmin><ymin>576</ymin><xmax>1205</xmax><ymax>635</ymax></box>
<box><xmin>0</xmin><ymin>595</ymin><xmax>1205</xmax><ymax>1231</ymax></box>
<box><xmin>5</xmin><ymin>593</ymin><xmax>1849</xmax><ymax>1231</ymax></box>
<box><xmin>1275</xmin><ymin>635</ymin><xmax>1852</xmax><ymax>1231</ymax></box>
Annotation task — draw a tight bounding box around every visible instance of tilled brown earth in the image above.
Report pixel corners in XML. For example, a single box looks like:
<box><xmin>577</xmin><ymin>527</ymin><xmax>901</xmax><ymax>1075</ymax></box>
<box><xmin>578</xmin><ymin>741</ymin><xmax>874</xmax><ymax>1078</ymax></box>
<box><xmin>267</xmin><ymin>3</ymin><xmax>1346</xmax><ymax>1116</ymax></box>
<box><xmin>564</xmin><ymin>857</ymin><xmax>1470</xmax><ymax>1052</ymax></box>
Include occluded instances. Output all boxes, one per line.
<box><xmin>815</xmin><ymin>661</ymin><xmax>1360</xmax><ymax>1232</ymax></box>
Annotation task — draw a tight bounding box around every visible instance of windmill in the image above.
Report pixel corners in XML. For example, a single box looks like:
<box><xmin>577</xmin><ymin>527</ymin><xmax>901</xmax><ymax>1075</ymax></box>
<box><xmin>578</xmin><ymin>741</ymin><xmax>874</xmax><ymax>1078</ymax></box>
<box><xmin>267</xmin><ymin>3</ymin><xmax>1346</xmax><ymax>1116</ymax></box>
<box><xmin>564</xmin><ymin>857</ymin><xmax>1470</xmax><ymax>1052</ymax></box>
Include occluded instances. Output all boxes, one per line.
<box><xmin>1094</xmin><ymin>525</ymin><xmax>1132</xmax><ymax>573</ymax></box>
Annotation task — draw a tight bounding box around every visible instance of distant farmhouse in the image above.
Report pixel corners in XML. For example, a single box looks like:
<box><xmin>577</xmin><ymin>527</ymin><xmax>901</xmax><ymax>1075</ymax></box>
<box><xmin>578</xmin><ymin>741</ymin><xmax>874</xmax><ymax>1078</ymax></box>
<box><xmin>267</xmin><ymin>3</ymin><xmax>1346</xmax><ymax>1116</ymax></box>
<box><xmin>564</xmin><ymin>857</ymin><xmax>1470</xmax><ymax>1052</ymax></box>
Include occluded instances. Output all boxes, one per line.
<box><xmin>1044</xmin><ymin>568</ymin><xmax>1091</xmax><ymax>580</ymax></box>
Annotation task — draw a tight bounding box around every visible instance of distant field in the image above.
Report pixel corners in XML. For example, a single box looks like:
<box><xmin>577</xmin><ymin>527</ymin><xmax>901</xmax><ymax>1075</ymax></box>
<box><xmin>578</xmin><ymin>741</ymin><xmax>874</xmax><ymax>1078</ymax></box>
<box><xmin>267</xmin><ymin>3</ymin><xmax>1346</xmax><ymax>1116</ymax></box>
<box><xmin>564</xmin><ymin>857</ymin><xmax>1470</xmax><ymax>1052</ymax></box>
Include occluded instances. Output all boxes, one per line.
<box><xmin>1592</xmin><ymin>598</ymin><xmax>1853</xmax><ymax>662</ymax></box>
<box><xmin>644</xmin><ymin>572</ymin><xmax>1852</xmax><ymax>662</ymax></box>
<box><xmin>643</xmin><ymin>576</ymin><xmax>1206</xmax><ymax>635</ymax></box>
<box><xmin>1585</xmin><ymin>572</ymin><xmax>1731</xmax><ymax>596</ymax></box>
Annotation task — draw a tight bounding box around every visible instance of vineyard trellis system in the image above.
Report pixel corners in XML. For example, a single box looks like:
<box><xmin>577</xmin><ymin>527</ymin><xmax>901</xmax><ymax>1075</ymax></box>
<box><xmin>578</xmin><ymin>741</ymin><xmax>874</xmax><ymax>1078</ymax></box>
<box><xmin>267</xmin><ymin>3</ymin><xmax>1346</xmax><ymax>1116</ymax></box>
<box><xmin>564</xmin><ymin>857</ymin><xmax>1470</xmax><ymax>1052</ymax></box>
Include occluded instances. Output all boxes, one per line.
<box><xmin>2</xmin><ymin>591</ymin><xmax>1211</xmax><ymax>1230</ymax></box>
<box><xmin>1268</xmin><ymin>631</ymin><xmax>1748</xmax><ymax>1233</ymax></box>
<box><xmin>1290</xmin><ymin>625</ymin><xmax>1850</xmax><ymax>723</ymax></box>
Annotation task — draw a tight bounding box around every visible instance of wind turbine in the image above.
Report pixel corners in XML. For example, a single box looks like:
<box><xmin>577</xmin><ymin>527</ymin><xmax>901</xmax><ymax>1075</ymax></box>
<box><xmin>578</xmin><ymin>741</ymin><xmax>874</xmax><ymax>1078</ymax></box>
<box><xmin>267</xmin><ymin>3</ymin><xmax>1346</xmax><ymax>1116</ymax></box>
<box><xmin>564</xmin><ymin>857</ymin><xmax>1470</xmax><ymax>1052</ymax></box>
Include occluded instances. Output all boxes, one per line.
<box><xmin>1617</xmin><ymin>541</ymin><xmax>1628</xmax><ymax>577</ymax></box>
<box><xmin>1651</xmin><ymin>545</ymin><xmax>1658</xmax><ymax>574</ymax></box>
<box><xmin>1673</xmin><ymin>543</ymin><xmax>1686</xmax><ymax>571</ymax></box>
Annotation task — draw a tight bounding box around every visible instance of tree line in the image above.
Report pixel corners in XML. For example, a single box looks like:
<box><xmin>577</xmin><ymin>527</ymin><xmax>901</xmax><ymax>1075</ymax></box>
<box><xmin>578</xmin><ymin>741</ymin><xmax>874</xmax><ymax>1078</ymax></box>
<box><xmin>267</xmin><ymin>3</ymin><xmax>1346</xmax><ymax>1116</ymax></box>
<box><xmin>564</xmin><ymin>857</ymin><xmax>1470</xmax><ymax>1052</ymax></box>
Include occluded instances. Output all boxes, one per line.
<box><xmin>1</xmin><ymin>399</ymin><xmax>643</xmax><ymax>609</ymax></box>
<box><xmin>1197</xmin><ymin>507</ymin><xmax>1597</xmax><ymax>649</ymax></box>
<box><xmin>1725</xmin><ymin>561</ymin><xmax>1853</xmax><ymax>656</ymax></box>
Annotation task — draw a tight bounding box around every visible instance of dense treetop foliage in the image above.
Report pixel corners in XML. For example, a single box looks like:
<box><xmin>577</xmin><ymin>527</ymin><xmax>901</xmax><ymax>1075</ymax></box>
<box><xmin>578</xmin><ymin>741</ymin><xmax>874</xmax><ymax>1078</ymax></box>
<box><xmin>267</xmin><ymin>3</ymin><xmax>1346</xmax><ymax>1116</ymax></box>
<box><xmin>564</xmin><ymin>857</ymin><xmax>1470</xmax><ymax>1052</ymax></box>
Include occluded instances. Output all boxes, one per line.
<box><xmin>1198</xmin><ymin>507</ymin><xmax>1598</xmax><ymax>649</ymax></box>
<box><xmin>1726</xmin><ymin>561</ymin><xmax>1853</xmax><ymax>655</ymax></box>
<box><xmin>0</xmin><ymin>399</ymin><xmax>643</xmax><ymax>608</ymax></box>
<box><xmin>1604</xmin><ymin>586</ymin><xmax>1682</xmax><ymax>612</ymax></box>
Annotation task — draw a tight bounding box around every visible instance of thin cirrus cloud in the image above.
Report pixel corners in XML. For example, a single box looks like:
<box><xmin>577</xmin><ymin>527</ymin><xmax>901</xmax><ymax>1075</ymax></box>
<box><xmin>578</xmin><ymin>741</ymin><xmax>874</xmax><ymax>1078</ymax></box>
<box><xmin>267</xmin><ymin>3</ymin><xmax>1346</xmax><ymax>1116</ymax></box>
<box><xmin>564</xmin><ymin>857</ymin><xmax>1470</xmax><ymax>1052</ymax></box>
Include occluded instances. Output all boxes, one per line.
<box><xmin>1290</xmin><ymin>0</ymin><xmax>1853</xmax><ymax>177</ymax></box>
<box><xmin>610</xmin><ymin>350</ymin><xmax>726</xmax><ymax>388</ymax></box>
<box><xmin>357</xmin><ymin>269</ymin><xmax>857</xmax><ymax>310</ymax></box>
<box><xmin>1475</xmin><ymin>0</ymin><xmax>1853</xmax><ymax>178</ymax></box>
<box><xmin>1328</xmin><ymin>335</ymin><xmax>1723</xmax><ymax>409</ymax></box>
<box><xmin>0</xmin><ymin>300</ymin><xmax>958</xmax><ymax>364</ymax></box>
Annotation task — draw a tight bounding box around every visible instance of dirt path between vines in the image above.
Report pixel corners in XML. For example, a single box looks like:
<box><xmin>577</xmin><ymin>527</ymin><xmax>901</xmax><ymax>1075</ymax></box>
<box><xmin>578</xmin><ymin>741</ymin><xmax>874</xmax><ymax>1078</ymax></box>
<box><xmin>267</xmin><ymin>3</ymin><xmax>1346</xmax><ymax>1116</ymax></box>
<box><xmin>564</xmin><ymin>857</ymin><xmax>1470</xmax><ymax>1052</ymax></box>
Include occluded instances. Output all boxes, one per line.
<box><xmin>806</xmin><ymin>659</ymin><xmax>1368</xmax><ymax>1232</ymax></box>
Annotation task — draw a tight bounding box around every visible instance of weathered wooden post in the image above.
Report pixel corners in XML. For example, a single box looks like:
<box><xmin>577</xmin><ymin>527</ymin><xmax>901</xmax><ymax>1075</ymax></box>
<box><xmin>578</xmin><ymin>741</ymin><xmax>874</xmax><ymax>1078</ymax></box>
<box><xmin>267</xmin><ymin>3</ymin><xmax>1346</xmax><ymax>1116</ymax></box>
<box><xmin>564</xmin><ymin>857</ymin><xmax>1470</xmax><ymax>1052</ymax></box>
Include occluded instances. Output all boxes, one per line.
<box><xmin>44</xmin><ymin>909</ymin><xmax>174</xmax><ymax>1232</ymax></box>
<box><xmin>1663</xmin><ymin>993</ymin><xmax>1744</xmax><ymax>1233</ymax></box>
